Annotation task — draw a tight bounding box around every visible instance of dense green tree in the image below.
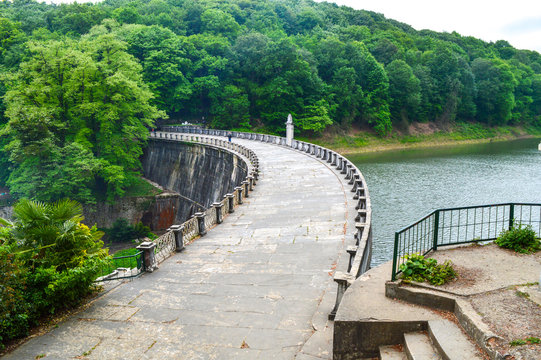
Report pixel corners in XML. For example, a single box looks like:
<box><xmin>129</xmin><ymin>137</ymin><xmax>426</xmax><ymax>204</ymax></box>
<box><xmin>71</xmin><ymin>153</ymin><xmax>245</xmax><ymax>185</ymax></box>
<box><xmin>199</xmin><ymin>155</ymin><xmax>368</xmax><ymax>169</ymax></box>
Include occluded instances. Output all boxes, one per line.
<box><xmin>0</xmin><ymin>0</ymin><xmax>538</xmax><ymax>201</ymax></box>
<box><xmin>201</xmin><ymin>8</ymin><xmax>240</xmax><ymax>38</ymax></box>
<box><xmin>210</xmin><ymin>84</ymin><xmax>250</xmax><ymax>129</ymax></box>
<box><xmin>386</xmin><ymin>59</ymin><xmax>420</xmax><ymax>125</ymax></box>
<box><xmin>472</xmin><ymin>58</ymin><xmax>517</xmax><ymax>125</ymax></box>
<box><xmin>2</xmin><ymin>22</ymin><xmax>164</xmax><ymax>202</ymax></box>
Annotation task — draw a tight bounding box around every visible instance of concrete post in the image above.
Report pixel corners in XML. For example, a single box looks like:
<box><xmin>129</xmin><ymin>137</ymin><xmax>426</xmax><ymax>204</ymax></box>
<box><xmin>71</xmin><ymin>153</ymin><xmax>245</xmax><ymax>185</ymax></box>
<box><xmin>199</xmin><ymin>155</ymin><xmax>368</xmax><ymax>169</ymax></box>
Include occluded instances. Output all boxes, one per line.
<box><xmin>356</xmin><ymin>197</ymin><xmax>366</xmax><ymax>210</ymax></box>
<box><xmin>329</xmin><ymin>277</ymin><xmax>350</xmax><ymax>320</ymax></box>
<box><xmin>286</xmin><ymin>114</ymin><xmax>294</xmax><ymax>147</ymax></box>
<box><xmin>345</xmin><ymin>165</ymin><xmax>353</xmax><ymax>180</ymax></box>
<box><xmin>348</xmin><ymin>169</ymin><xmax>357</xmax><ymax>185</ymax></box>
<box><xmin>247</xmin><ymin>176</ymin><xmax>254</xmax><ymax>191</ymax></box>
<box><xmin>235</xmin><ymin>186</ymin><xmax>244</xmax><ymax>204</ymax></box>
<box><xmin>168</xmin><ymin>225</ymin><xmax>185</xmax><ymax>252</ymax></box>
<box><xmin>136</xmin><ymin>241</ymin><xmax>158</xmax><ymax>272</ymax></box>
<box><xmin>213</xmin><ymin>202</ymin><xmax>224</xmax><ymax>224</ymax></box>
<box><xmin>336</xmin><ymin>156</ymin><xmax>343</xmax><ymax>170</ymax></box>
<box><xmin>354</xmin><ymin>187</ymin><xmax>365</xmax><ymax>201</ymax></box>
<box><xmin>226</xmin><ymin>193</ymin><xmax>235</xmax><ymax>213</ymax></box>
<box><xmin>195</xmin><ymin>212</ymin><xmax>207</xmax><ymax>236</ymax></box>
<box><xmin>352</xmin><ymin>177</ymin><xmax>363</xmax><ymax>193</ymax></box>
<box><xmin>341</xmin><ymin>162</ymin><xmax>348</xmax><ymax>175</ymax></box>
<box><xmin>242</xmin><ymin>180</ymin><xmax>250</xmax><ymax>197</ymax></box>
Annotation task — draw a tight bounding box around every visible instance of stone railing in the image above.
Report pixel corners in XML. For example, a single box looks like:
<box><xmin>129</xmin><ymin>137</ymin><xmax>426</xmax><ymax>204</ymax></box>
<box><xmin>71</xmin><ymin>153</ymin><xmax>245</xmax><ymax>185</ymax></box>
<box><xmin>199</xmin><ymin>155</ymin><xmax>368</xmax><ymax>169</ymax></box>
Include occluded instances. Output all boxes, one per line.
<box><xmin>135</xmin><ymin>131</ymin><xmax>259</xmax><ymax>272</ymax></box>
<box><xmin>161</xmin><ymin>126</ymin><xmax>372</xmax><ymax>319</ymax></box>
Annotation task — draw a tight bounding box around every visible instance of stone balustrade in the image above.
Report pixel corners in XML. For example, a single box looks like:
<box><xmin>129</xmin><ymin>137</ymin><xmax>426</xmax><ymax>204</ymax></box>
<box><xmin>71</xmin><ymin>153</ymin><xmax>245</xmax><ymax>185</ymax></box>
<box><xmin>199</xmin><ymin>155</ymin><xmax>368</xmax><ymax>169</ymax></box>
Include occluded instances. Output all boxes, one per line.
<box><xmin>137</xmin><ymin>131</ymin><xmax>259</xmax><ymax>271</ymax></box>
<box><xmin>159</xmin><ymin>126</ymin><xmax>372</xmax><ymax>319</ymax></box>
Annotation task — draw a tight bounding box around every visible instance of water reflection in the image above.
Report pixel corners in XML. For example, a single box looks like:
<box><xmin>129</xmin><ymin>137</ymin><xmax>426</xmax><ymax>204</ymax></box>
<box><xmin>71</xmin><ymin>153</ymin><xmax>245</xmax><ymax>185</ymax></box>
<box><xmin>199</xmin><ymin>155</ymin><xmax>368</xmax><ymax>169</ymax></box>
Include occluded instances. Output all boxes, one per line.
<box><xmin>348</xmin><ymin>138</ymin><xmax>541</xmax><ymax>266</ymax></box>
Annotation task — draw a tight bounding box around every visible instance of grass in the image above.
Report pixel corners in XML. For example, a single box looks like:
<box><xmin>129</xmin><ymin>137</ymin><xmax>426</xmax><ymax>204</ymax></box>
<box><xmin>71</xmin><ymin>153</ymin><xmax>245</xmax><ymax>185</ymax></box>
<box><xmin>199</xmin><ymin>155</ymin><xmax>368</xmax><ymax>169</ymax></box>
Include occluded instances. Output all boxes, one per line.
<box><xmin>107</xmin><ymin>248</ymin><xmax>141</xmax><ymax>270</ymax></box>
<box><xmin>123</xmin><ymin>177</ymin><xmax>162</xmax><ymax>198</ymax></box>
<box><xmin>510</xmin><ymin>337</ymin><xmax>541</xmax><ymax>346</ymax></box>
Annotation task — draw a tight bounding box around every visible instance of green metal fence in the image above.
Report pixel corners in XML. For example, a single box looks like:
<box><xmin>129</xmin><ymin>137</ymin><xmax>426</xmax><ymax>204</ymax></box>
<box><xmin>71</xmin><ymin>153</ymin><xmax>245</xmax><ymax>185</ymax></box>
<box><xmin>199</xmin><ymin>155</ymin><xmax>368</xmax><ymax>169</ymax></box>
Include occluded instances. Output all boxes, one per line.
<box><xmin>95</xmin><ymin>250</ymin><xmax>144</xmax><ymax>282</ymax></box>
<box><xmin>391</xmin><ymin>203</ymin><xmax>541</xmax><ymax>281</ymax></box>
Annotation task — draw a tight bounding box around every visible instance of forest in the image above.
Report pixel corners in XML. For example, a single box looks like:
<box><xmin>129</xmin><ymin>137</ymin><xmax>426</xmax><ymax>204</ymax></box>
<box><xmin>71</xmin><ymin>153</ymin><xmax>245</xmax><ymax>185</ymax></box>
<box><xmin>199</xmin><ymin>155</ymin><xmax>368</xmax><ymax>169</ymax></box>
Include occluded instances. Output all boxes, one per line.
<box><xmin>0</xmin><ymin>0</ymin><xmax>540</xmax><ymax>203</ymax></box>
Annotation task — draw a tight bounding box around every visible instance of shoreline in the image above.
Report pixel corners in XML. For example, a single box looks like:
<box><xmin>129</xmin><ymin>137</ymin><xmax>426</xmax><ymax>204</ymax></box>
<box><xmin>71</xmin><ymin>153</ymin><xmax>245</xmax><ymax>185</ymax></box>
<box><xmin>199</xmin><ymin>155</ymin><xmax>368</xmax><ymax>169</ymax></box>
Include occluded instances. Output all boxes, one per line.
<box><xmin>305</xmin><ymin>132</ymin><xmax>540</xmax><ymax>156</ymax></box>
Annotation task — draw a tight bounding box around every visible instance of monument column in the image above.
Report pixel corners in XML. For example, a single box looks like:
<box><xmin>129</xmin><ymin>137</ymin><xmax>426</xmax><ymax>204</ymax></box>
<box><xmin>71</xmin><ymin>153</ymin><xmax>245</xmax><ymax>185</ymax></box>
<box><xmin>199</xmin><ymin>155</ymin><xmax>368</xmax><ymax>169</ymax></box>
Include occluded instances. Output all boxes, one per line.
<box><xmin>286</xmin><ymin>113</ymin><xmax>294</xmax><ymax>147</ymax></box>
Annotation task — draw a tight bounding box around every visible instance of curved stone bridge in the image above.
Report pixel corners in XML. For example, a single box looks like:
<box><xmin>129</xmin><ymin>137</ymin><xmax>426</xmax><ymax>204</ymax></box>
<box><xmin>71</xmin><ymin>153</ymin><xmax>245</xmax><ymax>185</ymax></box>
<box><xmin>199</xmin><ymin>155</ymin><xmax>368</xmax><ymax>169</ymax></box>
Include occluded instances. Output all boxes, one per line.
<box><xmin>6</xmin><ymin>133</ymin><xmax>369</xmax><ymax>359</ymax></box>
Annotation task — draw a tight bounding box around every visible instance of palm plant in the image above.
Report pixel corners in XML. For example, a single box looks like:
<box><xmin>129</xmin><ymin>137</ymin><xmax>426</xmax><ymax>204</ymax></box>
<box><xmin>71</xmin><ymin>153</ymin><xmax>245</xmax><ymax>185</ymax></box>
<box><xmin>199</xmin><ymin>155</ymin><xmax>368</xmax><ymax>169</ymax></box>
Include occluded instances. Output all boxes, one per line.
<box><xmin>11</xmin><ymin>198</ymin><xmax>108</xmax><ymax>270</ymax></box>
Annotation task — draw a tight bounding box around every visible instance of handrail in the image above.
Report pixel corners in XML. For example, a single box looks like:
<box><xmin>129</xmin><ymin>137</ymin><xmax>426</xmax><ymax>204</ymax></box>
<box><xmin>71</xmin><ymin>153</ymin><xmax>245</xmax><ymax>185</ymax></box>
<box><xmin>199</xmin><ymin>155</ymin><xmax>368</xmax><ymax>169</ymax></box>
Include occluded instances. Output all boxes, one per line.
<box><xmin>95</xmin><ymin>251</ymin><xmax>144</xmax><ymax>282</ymax></box>
<box><xmin>95</xmin><ymin>131</ymin><xmax>259</xmax><ymax>280</ymax></box>
<box><xmin>147</xmin><ymin>131</ymin><xmax>259</xmax><ymax>265</ymax></box>
<box><xmin>160</xmin><ymin>126</ymin><xmax>373</xmax><ymax>320</ymax></box>
<box><xmin>391</xmin><ymin>203</ymin><xmax>541</xmax><ymax>281</ymax></box>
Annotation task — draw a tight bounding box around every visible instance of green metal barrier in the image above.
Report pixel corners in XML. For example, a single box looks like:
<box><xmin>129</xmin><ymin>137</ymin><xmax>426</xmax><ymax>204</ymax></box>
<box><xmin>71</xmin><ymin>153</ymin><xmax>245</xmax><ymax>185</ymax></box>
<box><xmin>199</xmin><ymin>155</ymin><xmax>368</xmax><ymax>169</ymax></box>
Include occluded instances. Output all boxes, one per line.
<box><xmin>391</xmin><ymin>203</ymin><xmax>541</xmax><ymax>281</ymax></box>
<box><xmin>95</xmin><ymin>250</ymin><xmax>144</xmax><ymax>282</ymax></box>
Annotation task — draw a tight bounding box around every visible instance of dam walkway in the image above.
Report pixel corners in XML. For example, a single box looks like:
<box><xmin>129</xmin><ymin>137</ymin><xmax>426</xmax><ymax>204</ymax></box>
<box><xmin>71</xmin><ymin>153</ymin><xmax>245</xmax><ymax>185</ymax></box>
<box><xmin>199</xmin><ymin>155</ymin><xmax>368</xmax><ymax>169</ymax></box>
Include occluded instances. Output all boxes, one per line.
<box><xmin>6</xmin><ymin>138</ymin><xmax>356</xmax><ymax>359</ymax></box>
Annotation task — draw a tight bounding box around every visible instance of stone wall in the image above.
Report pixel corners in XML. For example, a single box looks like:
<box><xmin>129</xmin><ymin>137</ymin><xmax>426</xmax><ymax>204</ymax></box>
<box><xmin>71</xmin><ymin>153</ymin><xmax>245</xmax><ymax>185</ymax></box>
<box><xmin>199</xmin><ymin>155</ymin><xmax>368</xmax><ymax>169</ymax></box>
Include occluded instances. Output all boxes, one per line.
<box><xmin>141</xmin><ymin>140</ymin><xmax>249</xmax><ymax>223</ymax></box>
<box><xmin>82</xmin><ymin>192</ymin><xmax>180</xmax><ymax>231</ymax></box>
<box><xmin>0</xmin><ymin>206</ymin><xmax>12</xmax><ymax>220</ymax></box>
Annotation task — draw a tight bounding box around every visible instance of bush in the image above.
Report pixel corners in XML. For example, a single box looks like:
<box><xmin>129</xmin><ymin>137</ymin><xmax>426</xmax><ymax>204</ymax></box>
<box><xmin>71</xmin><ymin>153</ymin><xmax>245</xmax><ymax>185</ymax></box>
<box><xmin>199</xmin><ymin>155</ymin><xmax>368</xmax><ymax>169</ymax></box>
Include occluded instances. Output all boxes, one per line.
<box><xmin>399</xmin><ymin>254</ymin><xmax>456</xmax><ymax>285</ymax></box>
<box><xmin>0</xmin><ymin>199</ymin><xmax>109</xmax><ymax>349</ymax></box>
<box><xmin>0</xmin><ymin>244</ymin><xmax>30</xmax><ymax>348</ymax></box>
<box><xmin>496</xmin><ymin>222</ymin><xmax>540</xmax><ymax>253</ymax></box>
<box><xmin>105</xmin><ymin>219</ymin><xmax>154</xmax><ymax>243</ymax></box>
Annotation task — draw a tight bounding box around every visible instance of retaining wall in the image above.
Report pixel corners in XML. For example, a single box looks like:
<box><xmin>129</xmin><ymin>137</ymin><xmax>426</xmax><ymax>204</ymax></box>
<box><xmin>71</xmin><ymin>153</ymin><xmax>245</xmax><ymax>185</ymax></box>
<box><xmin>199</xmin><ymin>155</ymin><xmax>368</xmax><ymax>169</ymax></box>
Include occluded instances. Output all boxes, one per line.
<box><xmin>141</xmin><ymin>140</ymin><xmax>249</xmax><ymax>223</ymax></box>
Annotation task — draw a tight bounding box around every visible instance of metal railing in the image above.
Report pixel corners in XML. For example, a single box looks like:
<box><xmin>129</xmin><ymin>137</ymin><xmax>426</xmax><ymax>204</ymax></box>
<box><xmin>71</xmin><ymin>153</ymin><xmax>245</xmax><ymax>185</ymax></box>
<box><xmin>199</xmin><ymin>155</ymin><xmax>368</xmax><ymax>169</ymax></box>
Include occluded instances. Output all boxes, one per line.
<box><xmin>95</xmin><ymin>251</ymin><xmax>144</xmax><ymax>282</ymax></box>
<box><xmin>391</xmin><ymin>203</ymin><xmax>541</xmax><ymax>281</ymax></box>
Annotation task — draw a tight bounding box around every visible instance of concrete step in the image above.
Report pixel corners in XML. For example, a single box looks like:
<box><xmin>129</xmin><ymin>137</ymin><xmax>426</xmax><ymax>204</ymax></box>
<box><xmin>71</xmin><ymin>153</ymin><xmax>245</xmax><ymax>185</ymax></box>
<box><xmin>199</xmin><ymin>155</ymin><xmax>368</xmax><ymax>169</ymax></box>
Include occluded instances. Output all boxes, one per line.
<box><xmin>428</xmin><ymin>319</ymin><xmax>484</xmax><ymax>360</ymax></box>
<box><xmin>404</xmin><ymin>332</ymin><xmax>441</xmax><ymax>360</ymax></box>
<box><xmin>379</xmin><ymin>345</ymin><xmax>407</xmax><ymax>360</ymax></box>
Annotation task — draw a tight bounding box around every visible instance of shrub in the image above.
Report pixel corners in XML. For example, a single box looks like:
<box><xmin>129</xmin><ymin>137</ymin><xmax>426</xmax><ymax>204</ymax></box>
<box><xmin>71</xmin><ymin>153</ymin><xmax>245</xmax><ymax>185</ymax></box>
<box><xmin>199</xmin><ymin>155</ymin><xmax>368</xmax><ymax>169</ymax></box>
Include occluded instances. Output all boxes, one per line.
<box><xmin>496</xmin><ymin>222</ymin><xmax>540</xmax><ymax>253</ymax></box>
<box><xmin>105</xmin><ymin>219</ymin><xmax>154</xmax><ymax>243</ymax></box>
<box><xmin>0</xmin><ymin>199</ymin><xmax>109</xmax><ymax>348</ymax></box>
<box><xmin>399</xmin><ymin>254</ymin><xmax>456</xmax><ymax>285</ymax></box>
<box><xmin>0</xmin><ymin>244</ymin><xmax>30</xmax><ymax>348</ymax></box>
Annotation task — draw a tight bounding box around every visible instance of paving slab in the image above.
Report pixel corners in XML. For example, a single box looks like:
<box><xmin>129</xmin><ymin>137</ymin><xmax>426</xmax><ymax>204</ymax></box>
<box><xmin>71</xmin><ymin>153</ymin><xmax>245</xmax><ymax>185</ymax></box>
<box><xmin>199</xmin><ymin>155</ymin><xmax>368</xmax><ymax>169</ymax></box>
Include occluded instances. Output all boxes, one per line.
<box><xmin>4</xmin><ymin>138</ymin><xmax>354</xmax><ymax>359</ymax></box>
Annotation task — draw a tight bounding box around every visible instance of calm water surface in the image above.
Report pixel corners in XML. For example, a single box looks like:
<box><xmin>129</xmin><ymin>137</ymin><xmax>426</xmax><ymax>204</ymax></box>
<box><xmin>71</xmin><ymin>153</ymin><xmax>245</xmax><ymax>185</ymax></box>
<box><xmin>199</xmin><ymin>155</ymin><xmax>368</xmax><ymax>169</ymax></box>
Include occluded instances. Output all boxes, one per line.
<box><xmin>348</xmin><ymin>138</ymin><xmax>541</xmax><ymax>267</ymax></box>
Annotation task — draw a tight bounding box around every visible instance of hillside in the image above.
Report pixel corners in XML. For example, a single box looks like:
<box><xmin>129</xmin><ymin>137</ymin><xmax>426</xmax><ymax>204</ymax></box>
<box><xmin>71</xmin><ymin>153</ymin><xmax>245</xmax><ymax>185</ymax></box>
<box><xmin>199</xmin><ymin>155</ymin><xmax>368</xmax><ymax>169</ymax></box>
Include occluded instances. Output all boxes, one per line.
<box><xmin>0</xmin><ymin>0</ymin><xmax>539</xmax><ymax>202</ymax></box>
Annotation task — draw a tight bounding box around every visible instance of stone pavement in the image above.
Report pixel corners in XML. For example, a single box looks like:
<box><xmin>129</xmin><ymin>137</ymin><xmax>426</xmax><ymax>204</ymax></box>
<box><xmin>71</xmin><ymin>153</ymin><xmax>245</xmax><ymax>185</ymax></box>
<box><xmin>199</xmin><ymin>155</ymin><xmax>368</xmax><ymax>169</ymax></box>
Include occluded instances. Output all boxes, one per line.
<box><xmin>6</xmin><ymin>139</ymin><xmax>353</xmax><ymax>359</ymax></box>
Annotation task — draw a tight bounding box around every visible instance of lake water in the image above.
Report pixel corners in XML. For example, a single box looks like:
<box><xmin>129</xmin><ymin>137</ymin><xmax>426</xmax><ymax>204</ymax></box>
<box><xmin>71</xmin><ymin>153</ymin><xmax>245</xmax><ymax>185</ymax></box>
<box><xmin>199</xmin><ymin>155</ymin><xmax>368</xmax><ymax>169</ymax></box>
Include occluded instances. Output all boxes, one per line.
<box><xmin>348</xmin><ymin>138</ymin><xmax>541</xmax><ymax>267</ymax></box>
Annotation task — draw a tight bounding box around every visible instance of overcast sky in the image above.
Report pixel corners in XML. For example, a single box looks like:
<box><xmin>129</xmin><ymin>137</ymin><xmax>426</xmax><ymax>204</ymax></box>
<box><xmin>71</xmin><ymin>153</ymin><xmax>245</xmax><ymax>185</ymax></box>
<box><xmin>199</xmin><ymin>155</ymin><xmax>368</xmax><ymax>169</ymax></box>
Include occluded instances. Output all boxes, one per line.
<box><xmin>315</xmin><ymin>0</ymin><xmax>541</xmax><ymax>52</ymax></box>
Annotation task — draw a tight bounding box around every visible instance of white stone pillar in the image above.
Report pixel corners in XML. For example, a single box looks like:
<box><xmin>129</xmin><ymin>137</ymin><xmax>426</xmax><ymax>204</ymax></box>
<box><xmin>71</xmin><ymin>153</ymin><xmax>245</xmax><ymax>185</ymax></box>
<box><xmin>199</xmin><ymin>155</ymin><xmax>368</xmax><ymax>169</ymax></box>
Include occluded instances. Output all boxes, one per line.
<box><xmin>286</xmin><ymin>113</ymin><xmax>294</xmax><ymax>147</ymax></box>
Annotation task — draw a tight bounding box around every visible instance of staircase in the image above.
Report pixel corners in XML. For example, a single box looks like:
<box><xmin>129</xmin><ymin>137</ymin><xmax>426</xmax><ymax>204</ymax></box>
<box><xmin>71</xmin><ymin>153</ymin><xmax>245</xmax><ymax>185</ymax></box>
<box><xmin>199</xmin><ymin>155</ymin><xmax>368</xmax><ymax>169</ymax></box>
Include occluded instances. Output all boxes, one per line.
<box><xmin>378</xmin><ymin>319</ymin><xmax>485</xmax><ymax>360</ymax></box>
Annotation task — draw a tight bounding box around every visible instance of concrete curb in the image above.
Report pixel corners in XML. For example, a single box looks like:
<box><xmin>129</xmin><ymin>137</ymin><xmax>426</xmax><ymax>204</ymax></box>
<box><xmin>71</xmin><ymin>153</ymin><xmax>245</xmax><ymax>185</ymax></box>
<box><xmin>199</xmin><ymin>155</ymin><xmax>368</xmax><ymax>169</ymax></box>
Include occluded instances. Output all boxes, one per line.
<box><xmin>385</xmin><ymin>280</ymin><xmax>509</xmax><ymax>360</ymax></box>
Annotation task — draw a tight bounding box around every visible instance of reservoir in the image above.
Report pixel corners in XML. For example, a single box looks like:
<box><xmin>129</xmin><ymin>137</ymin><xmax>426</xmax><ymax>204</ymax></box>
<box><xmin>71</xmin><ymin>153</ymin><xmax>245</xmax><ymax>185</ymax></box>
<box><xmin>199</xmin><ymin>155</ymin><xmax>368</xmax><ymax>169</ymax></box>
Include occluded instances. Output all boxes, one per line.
<box><xmin>348</xmin><ymin>137</ymin><xmax>541</xmax><ymax>267</ymax></box>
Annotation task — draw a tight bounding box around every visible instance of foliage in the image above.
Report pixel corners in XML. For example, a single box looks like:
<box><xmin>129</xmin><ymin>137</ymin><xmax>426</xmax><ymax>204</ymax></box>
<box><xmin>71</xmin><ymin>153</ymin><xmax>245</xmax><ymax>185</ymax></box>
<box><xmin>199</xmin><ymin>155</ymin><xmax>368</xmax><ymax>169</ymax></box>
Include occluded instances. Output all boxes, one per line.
<box><xmin>0</xmin><ymin>0</ymin><xmax>540</xmax><ymax>201</ymax></box>
<box><xmin>510</xmin><ymin>337</ymin><xmax>540</xmax><ymax>346</ymax></box>
<box><xmin>399</xmin><ymin>254</ymin><xmax>457</xmax><ymax>285</ymax></box>
<box><xmin>0</xmin><ymin>199</ymin><xmax>109</xmax><ymax>348</ymax></box>
<box><xmin>1</xmin><ymin>23</ymin><xmax>165</xmax><ymax>203</ymax></box>
<box><xmin>104</xmin><ymin>218</ymin><xmax>153</xmax><ymax>243</ymax></box>
<box><xmin>495</xmin><ymin>221</ymin><xmax>540</xmax><ymax>253</ymax></box>
<box><xmin>0</xmin><ymin>241</ymin><xmax>29</xmax><ymax>348</ymax></box>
